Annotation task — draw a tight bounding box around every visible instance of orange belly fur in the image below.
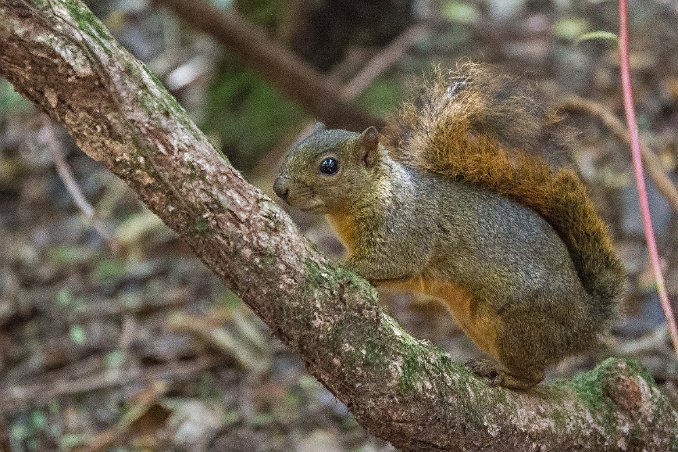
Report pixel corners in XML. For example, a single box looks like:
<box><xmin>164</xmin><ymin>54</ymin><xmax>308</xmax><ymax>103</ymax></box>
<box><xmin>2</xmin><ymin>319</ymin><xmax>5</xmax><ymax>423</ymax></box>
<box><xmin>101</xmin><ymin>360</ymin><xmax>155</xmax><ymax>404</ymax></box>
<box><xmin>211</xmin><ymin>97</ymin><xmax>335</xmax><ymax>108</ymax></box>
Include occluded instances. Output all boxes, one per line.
<box><xmin>325</xmin><ymin>214</ymin><xmax>501</xmax><ymax>360</ymax></box>
<box><xmin>380</xmin><ymin>277</ymin><xmax>502</xmax><ymax>361</ymax></box>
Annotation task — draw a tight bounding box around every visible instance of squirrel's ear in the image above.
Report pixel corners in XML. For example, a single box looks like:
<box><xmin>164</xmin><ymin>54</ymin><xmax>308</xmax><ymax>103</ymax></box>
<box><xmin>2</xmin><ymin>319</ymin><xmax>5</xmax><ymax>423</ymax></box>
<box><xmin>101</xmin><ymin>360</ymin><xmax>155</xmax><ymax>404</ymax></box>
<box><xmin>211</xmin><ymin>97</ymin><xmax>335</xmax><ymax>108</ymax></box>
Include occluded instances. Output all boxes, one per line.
<box><xmin>313</xmin><ymin>122</ymin><xmax>326</xmax><ymax>133</ymax></box>
<box><xmin>357</xmin><ymin>126</ymin><xmax>380</xmax><ymax>167</ymax></box>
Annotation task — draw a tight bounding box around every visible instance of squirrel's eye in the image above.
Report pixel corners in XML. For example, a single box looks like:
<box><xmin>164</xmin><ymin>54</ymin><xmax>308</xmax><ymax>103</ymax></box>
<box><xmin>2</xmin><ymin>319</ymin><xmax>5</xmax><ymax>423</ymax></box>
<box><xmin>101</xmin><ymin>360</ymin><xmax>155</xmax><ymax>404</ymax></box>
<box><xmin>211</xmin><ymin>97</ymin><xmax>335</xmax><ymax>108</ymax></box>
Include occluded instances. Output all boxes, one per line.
<box><xmin>319</xmin><ymin>157</ymin><xmax>339</xmax><ymax>175</ymax></box>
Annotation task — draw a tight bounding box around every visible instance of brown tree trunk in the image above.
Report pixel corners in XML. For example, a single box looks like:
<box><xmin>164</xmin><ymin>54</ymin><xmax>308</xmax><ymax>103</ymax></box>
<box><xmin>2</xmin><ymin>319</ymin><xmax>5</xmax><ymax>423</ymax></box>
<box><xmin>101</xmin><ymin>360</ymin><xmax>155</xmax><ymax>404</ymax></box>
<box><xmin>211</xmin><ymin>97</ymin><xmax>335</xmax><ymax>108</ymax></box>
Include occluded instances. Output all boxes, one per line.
<box><xmin>0</xmin><ymin>1</ymin><xmax>676</xmax><ymax>450</ymax></box>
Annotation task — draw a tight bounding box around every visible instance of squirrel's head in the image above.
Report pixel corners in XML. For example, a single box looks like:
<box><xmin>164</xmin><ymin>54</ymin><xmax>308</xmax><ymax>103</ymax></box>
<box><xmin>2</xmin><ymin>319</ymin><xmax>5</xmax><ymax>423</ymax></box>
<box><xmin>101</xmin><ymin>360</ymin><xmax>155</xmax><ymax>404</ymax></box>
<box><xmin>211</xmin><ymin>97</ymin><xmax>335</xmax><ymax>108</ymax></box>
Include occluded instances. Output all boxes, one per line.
<box><xmin>274</xmin><ymin>124</ymin><xmax>385</xmax><ymax>213</ymax></box>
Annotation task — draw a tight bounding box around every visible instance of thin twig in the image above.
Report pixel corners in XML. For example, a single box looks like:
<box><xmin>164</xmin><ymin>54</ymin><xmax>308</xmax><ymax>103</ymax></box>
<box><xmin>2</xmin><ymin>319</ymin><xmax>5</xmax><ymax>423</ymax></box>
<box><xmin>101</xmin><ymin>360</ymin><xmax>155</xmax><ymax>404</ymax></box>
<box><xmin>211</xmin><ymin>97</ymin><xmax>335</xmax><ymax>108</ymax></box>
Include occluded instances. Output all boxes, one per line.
<box><xmin>558</xmin><ymin>96</ymin><xmax>678</xmax><ymax>214</ymax></box>
<box><xmin>167</xmin><ymin>311</ymin><xmax>272</xmax><ymax>373</ymax></box>
<box><xmin>618</xmin><ymin>0</ymin><xmax>678</xmax><ymax>360</ymax></box>
<box><xmin>340</xmin><ymin>23</ymin><xmax>429</xmax><ymax>102</ymax></box>
<box><xmin>613</xmin><ymin>325</ymin><xmax>670</xmax><ymax>356</ymax></box>
<box><xmin>0</xmin><ymin>356</ymin><xmax>216</xmax><ymax>414</ymax></box>
<box><xmin>43</xmin><ymin>118</ymin><xmax>120</xmax><ymax>253</ymax></box>
<box><xmin>83</xmin><ymin>381</ymin><xmax>169</xmax><ymax>452</ymax></box>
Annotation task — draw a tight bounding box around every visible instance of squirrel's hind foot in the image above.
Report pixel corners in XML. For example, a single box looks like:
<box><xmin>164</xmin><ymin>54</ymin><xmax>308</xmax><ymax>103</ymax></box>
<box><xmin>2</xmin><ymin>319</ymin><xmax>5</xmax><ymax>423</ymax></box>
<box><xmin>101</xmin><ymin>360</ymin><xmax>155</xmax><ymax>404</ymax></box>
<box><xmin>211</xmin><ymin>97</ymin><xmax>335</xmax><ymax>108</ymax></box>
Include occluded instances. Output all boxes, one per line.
<box><xmin>465</xmin><ymin>358</ymin><xmax>543</xmax><ymax>390</ymax></box>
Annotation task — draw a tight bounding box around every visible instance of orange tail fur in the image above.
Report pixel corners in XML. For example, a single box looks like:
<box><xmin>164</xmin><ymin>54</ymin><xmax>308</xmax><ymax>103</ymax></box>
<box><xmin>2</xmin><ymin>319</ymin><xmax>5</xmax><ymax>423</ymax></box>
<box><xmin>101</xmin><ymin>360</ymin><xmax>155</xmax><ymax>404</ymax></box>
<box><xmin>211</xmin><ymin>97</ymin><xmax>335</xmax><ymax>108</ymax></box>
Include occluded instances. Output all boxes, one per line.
<box><xmin>386</xmin><ymin>62</ymin><xmax>625</xmax><ymax>320</ymax></box>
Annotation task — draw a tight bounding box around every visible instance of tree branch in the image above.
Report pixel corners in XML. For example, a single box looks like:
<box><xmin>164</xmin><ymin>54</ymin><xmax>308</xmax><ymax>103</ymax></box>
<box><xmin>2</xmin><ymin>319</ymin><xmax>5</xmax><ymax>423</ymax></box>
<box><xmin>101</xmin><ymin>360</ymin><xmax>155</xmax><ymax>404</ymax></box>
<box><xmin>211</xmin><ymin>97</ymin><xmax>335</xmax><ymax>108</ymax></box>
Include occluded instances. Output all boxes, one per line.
<box><xmin>339</xmin><ymin>23</ymin><xmax>430</xmax><ymax>102</ymax></box>
<box><xmin>558</xmin><ymin>96</ymin><xmax>678</xmax><ymax>215</ymax></box>
<box><xmin>0</xmin><ymin>1</ymin><xmax>676</xmax><ymax>449</ymax></box>
<box><xmin>43</xmin><ymin>117</ymin><xmax>120</xmax><ymax>253</ymax></box>
<box><xmin>154</xmin><ymin>0</ymin><xmax>384</xmax><ymax>130</ymax></box>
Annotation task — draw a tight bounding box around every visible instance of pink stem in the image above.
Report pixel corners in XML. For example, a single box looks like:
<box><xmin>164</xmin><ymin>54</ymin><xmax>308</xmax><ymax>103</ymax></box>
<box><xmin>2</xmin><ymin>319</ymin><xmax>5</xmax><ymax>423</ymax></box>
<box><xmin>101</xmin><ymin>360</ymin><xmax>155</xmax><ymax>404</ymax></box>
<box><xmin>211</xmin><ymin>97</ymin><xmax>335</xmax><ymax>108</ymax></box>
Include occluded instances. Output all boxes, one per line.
<box><xmin>618</xmin><ymin>0</ymin><xmax>678</xmax><ymax>358</ymax></box>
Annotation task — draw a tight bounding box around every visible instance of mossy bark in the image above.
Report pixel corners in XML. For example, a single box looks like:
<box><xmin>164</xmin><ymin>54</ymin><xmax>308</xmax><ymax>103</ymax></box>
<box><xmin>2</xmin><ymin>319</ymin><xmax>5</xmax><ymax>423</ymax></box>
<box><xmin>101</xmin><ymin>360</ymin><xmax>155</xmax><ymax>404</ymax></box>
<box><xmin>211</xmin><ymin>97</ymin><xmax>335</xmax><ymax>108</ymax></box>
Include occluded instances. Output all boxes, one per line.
<box><xmin>0</xmin><ymin>1</ymin><xmax>676</xmax><ymax>449</ymax></box>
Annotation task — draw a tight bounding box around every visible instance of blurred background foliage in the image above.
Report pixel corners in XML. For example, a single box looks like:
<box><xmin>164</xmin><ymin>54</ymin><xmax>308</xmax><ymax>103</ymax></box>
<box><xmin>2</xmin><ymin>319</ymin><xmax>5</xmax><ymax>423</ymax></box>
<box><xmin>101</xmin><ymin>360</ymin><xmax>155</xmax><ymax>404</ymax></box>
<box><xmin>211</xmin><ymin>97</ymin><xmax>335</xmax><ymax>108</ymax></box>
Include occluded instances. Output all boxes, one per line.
<box><xmin>1</xmin><ymin>0</ymin><xmax>677</xmax><ymax>450</ymax></box>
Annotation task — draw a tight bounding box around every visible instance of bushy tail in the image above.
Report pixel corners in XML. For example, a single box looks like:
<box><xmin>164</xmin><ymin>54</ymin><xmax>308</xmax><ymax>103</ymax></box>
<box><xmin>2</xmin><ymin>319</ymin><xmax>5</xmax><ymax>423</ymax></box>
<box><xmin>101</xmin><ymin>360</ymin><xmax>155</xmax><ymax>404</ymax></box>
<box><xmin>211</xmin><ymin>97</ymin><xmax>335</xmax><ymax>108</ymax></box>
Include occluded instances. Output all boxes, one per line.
<box><xmin>385</xmin><ymin>62</ymin><xmax>626</xmax><ymax>318</ymax></box>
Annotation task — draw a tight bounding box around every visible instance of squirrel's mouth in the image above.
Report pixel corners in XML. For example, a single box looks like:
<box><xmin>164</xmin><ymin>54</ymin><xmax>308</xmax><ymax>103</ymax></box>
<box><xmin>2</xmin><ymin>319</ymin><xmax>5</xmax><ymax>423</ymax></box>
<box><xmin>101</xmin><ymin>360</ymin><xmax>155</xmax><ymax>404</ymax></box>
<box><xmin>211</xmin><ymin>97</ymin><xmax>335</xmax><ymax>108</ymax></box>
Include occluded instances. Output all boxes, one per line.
<box><xmin>286</xmin><ymin>196</ymin><xmax>327</xmax><ymax>213</ymax></box>
<box><xmin>298</xmin><ymin>200</ymin><xmax>327</xmax><ymax>213</ymax></box>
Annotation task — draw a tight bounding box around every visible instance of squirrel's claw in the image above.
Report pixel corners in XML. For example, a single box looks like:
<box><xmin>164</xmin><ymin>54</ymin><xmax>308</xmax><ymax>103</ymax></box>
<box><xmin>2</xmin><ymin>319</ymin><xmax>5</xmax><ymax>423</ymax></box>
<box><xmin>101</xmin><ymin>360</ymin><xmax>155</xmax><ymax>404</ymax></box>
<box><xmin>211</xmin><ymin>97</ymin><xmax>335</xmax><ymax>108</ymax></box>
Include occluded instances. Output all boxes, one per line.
<box><xmin>465</xmin><ymin>358</ymin><xmax>540</xmax><ymax>390</ymax></box>
<box><xmin>465</xmin><ymin>358</ymin><xmax>501</xmax><ymax>382</ymax></box>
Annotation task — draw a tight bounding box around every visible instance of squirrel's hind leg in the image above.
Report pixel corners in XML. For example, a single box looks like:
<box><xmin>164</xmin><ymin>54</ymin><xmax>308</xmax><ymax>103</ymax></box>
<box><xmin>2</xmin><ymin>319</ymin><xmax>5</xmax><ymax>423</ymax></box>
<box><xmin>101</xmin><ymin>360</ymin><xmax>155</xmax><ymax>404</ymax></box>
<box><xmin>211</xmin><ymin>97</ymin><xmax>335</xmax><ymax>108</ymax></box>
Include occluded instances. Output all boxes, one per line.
<box><xmin>466</xmin><ymin>358</ymin><xmax>544</xmax><ymax>390</ymax></box>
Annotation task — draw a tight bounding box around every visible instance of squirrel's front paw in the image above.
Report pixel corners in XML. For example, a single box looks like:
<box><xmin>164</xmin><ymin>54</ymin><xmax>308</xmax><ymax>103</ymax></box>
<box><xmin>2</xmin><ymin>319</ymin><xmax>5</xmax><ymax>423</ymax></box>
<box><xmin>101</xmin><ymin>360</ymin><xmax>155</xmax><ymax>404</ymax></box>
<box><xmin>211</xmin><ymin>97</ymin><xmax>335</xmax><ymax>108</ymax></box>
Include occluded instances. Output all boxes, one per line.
<box><xmin>465</xmin><ymin>358</ymin><xmax>541</xmax><ymax>390</ymax></box>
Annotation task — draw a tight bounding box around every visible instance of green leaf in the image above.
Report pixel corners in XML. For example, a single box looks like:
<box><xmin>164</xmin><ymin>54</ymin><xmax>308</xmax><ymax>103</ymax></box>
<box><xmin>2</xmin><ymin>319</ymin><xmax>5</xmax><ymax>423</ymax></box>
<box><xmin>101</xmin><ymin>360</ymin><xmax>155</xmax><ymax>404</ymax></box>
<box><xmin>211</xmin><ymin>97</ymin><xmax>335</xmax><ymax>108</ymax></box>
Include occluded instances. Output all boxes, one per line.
<box><xmin>576</xmin><ymin>31</ymin><xmax>618</xmax><ymax>44</ymax></box>
<box><xmin>69</xmin><ymin>324</ymin><xmax>87</xmax><ymax>345</ymax></box>
<box><xmin>60</xmin><ymin>434</ymin><xmax>89</xmax><ymax>449</ymax></box>
<box><xmin>106</xmin><ymin>350</ymin><xmax>126</xmax><ymax>369</ymax></box>
<box><xmin>249</xmin><ymin>413</ymin><xmax>274</xmax><ymax>427</ymax></box>
<box><xmin>553</xmin><ymin>18</ymin><xmax>590</xmax><ymax>40</ymax></box>
<box><xmin>93</xmin><ymin>258</ymin><xmax>127</xmax><ymax>281</ymax></box>
<box><xmin>10</xmin><ymin>423</ymin><xmax>29</xmax><ymax>441</ymax></box>
<box><xmin>116</xmin><ymin>211</ymin><xmax>166</xmax><ymax>245</ymax></box>
<box><xmin>442</xmin><ymin>1</ymin><xmax>481</xmax><ymax>24</ymax></box>
<box><xmin>223</xmin><ymin>410</ymin><xmax>240</xmax><ymax>426</ymax></box>
<box><xmin>30</xmin><ymin>411</ymin><xmax>47</xmax><ymax>429</ymax></box>
<box><xmin>0</xmin><ymin>79</ymin><xmax>32</xmax><ymax>117</ymax></box>
<box><xmin>56</xmin><ymin>287</ymin><xmax>74</xmax><ymax>306</ymax></box>
<box><xmin>48</xmin><ymin>244</ymin><xmax>95</xmax><ymax>264</ymax></box>
<box><xmin>208</xmin><ymin>0</ymin><xmax>233</xmax><ymax>8</ymax></box>
<box><xmin>220</xmin><ymin>289</ymin><xmax>242</xmax><ymax>308</ymax></box>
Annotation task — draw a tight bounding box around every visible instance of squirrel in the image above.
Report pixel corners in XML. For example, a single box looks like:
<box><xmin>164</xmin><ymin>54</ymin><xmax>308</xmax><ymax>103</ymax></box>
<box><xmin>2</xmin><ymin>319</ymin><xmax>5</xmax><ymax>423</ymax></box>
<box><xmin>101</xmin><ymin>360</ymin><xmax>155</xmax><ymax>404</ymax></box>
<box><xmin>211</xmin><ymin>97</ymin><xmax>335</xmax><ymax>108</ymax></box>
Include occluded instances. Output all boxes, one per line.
<box><xmin>273</xmin><ymin>62</ymin><xmax>626</xmax><ymax>389</ymax></box>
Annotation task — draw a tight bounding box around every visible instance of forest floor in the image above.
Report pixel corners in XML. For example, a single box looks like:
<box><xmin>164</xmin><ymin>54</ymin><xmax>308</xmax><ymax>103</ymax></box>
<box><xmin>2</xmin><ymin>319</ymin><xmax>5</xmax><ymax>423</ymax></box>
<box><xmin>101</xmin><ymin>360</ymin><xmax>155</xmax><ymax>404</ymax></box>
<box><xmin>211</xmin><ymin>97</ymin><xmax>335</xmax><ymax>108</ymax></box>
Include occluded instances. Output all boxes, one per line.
<box><xmin>1</xmin><ymin>0</ymin><xmax>677</xmax><ymax>450</ymax></box>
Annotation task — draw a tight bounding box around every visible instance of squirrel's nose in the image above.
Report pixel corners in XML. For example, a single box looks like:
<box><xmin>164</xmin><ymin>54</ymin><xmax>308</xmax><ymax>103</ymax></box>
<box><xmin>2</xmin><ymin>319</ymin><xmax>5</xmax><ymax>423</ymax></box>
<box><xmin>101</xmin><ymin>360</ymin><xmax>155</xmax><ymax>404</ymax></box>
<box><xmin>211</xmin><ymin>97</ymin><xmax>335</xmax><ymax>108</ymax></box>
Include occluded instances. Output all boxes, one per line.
<box><xmin>273</xmin><ymin>176</ymin><xmax>289</xmax><ymax>200</ymax></box>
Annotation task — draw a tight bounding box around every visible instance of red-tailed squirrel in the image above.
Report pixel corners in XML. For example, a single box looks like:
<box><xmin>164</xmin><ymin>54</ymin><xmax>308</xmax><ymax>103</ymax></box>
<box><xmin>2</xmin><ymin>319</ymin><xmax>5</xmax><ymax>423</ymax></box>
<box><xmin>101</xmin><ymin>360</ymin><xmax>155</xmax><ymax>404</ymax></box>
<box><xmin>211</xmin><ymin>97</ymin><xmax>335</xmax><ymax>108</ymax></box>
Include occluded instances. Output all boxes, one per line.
<box><xmin>273</xmin><ymin>63</ymin><xmax>626</xmax><ymax>389</ymax></box>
